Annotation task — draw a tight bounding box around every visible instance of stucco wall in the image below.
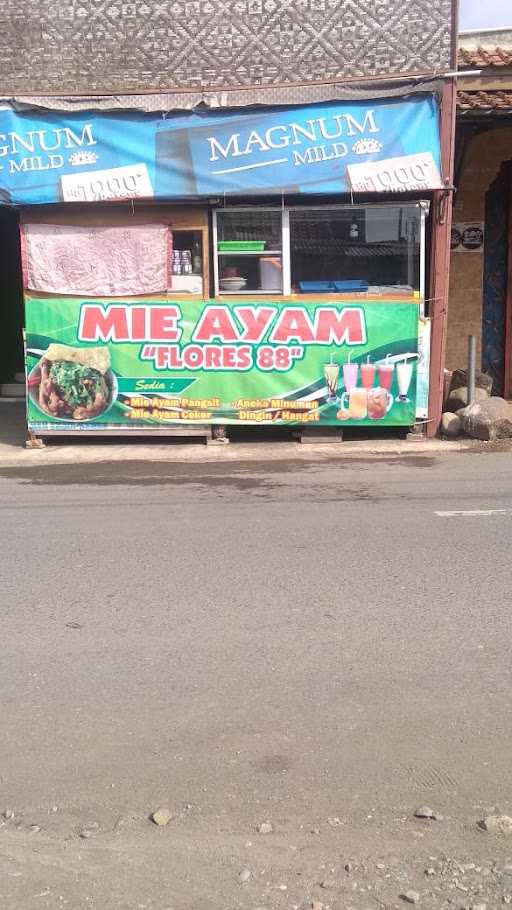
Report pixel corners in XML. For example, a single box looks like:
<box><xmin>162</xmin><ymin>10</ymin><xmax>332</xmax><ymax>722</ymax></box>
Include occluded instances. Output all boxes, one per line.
<box><xmin>446</xmin><ymin>126</ymin><xmax>512</xmax><ymax>371</ymax></box>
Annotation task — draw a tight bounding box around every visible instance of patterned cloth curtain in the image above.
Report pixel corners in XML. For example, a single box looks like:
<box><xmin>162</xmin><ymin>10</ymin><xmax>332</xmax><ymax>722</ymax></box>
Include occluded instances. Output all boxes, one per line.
<box><xmin>22</xmin><ymin>223</ymin><xmax>170</xmax><ymax>297</ymax></box>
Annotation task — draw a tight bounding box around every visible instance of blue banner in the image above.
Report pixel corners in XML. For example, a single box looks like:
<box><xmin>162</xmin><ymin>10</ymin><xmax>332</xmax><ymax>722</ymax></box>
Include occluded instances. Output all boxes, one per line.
<box><xmin>0</xmin><ymin>96</ymin><xmax>441</xmax><ymax>205</ymax></box>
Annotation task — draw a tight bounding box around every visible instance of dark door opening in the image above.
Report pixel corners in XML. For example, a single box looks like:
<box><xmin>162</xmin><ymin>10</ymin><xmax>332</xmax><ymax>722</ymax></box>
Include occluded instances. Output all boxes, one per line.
<box><xmin>0</xmin><ymin>205</ymin><xmax>24</xmax><ymax>386</ymax></box>
<box><xmin>483</xmin><ymin>161</ymin><xmax>512</xmax><ymax>397</ymax></box>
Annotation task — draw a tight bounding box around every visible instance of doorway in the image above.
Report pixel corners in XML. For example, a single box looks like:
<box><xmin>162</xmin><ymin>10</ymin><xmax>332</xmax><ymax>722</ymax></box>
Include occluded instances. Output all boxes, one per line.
<box><xmin>0</xmin><ymin>205</ymin><xmax>24</xmax><ymax>387</ymax></box>
<box><xmin>483</xmin><ymin>161</ymin><xmax>512</xmax><ymax>397</ymax></box>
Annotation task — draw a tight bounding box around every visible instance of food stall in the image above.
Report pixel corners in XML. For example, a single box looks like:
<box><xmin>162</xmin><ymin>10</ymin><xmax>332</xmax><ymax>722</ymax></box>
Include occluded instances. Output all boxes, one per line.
<box><xmin>0</xmin><ymin>93</ymin><xmax>442</xmax><ymax>440</ymax></box>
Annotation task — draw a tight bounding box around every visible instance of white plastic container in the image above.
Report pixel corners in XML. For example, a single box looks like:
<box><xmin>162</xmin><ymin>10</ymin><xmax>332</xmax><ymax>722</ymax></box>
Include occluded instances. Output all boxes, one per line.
<box><xmin>259</xmin><ymin>257</ymin><xmax>282</xmax><ymax>291</ymax></box>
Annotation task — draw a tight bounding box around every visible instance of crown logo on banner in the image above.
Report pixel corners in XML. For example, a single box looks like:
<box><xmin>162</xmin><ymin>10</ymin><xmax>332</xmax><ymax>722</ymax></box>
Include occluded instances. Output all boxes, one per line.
<box><xmin>352</xmin><ymin>138</ymin><xmax>383</xmax><ymax>155</ymax></box>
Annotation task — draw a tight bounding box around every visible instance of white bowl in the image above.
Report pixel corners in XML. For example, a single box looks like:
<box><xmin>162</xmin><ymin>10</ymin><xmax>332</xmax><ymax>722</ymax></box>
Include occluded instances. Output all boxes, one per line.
<box><xmin>219</xmin><ymin>277</ymin><xmax>247</xmax><ymax>292</ymax></box>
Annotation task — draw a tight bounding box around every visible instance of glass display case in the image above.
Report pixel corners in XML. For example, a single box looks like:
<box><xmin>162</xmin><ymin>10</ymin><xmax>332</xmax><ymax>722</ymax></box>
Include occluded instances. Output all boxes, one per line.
<box><xmin>213</xmin><ymin>208</ymin><xmax>286</xmax><ymax>295</ymax></box>
<box><xmin>289</xmin><ymin>205</ymin><xmax>422</xmax><ymax>297</ymax></box>
<box><xmin>213</xmin><ymin>203</ymin><xmax>426</xmax><ymax>299</ymax></box>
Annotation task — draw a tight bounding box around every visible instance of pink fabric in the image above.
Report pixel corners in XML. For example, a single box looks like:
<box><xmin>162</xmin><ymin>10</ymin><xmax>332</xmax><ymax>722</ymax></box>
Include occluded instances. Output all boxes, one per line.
<box><xmin>22</xmin><ymin>223</ymin><xmax>170</xmax><ymax>296</ymax></box>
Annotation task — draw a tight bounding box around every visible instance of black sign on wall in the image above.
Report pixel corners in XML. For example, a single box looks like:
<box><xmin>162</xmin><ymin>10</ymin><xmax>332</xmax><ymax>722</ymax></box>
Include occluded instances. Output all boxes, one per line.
<box><xmin>0</xmin><ymin>0</ymin><xmax>456</xmax><ymax>96</ymax></box>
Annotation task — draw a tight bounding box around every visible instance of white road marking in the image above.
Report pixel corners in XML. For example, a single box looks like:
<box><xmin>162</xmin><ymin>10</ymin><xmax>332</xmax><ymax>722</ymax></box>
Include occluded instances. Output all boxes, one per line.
<box><xmin>435</xmin><ymin>509</ymin><xmax>510</xmax><ymax>517</ymax></box>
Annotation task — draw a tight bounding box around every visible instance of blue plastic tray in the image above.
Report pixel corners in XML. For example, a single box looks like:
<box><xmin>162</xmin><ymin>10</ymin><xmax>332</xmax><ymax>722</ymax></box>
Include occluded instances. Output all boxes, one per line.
<box><xmin>299</xmin><ymin>279</ymin><xmax>369</xmax><ymax>293</ymax></box>
<box><xmin>299</xmin><ymin>281</ymin><xmax>336</xmax><ymax>292</ymax></box>
<box><xmin>333</xmin><ymin>280</ymin><xmax>369</xmax><ymax>291</ymax></box>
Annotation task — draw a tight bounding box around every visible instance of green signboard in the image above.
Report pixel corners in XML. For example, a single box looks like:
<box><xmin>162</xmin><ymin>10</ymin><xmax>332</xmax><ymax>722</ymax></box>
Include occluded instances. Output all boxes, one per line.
<box><xmin>25</xmin><ymin>296</ymin><xmax>419</xmax><ymax>431</ymax></box>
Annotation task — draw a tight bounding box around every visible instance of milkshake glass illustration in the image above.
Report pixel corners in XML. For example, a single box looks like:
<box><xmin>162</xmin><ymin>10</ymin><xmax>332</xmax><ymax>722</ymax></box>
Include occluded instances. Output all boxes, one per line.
<box><xmin>323</xmin><ymin>359</ymin><xmax>340</xmax><ymax>402</ymax></box>
<box><xmin>340</xmin><ymin>360</ymin><xmax>359</xmax><ymax>409</ymax></box>
<box><xmin>343</xmin><ymin>361</ymin><xmax>359</xmax><ymax>391</ymax></box>
<box><xmin>396</xmin><ymin>360</ymin><xmax>414</xmax><ymax>402</ymax></box>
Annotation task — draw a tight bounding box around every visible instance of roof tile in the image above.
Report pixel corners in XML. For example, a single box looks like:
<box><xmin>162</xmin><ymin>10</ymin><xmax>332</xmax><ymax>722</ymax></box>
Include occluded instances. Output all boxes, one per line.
<box><xmin>457</xmin><ymin>89</ymin><xmax>512</xmax><ymax>112</ymax></box>
<box><xmin>458</xmin><ymin>46</ymin><xmax>512</xmax><ymax>68</ymax></box>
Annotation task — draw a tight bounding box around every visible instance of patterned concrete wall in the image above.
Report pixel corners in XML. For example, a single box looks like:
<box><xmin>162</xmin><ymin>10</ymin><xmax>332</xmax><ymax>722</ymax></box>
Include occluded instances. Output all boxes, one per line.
<box><xmin>0</xmin><ymin>0</ymin><xmax>454</xmax><ymax>95</ymax></box>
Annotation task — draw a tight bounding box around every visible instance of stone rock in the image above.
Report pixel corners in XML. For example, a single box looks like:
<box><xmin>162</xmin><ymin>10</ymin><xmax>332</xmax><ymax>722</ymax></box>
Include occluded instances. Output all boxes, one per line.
<box><xmin>237</xmin><ymin>867</ymin><xmax>252</xmax><ymax>884</ymax></box>
<box><xmin>3</xmin><ymin>809</ymin><xmax>14</xmax><ymax>820</ymax></box>
<box><xmin>446</xmin><ymin>386</ymin><xmax>489</xmax><ymax>413</ymax></box>
<box><xmin>414</xmin><ymin>806</ymin><xmax>441</xmax><ymax>820</ymax></box>
<box><xmin>460</xmin><ymin>398</ymin><xmax>512</xmax><ymax>441</ymax></box>
<box><xmin>320</xmin><ymin>879</ymin><xmax>336</xmax><ymax>889</ymax></box>
<box><xmin>344</xmin><ymin>863</ymin><xmax>353</xmax><ymax>873</ymax></box>
<box><xmin>450</xmin><ymin>369</ymin><xmax>493</xmax><ymax>396</ymax></box>
<box><xmin>441</xmin><ymin>411</ymin><xmax>463</xmax><ymax>438</ymax></box>
<box><xmin>151</xmin><ymin>808</ymin><xmax>173</xmax><ymax>827</ymax></box>
<box><xmin>402</xmin><ymin>891</ymin><xmax>420</xmax><ymax>904</ymax></box>
<box><xmin>256</xmin><ymin>821</ymin><xmax>274</xmax><ymax>834</ymax></box>
<box><xmin>479</xmin><ymin>815</ymin><xmax>512</xmax><ymax>833</ymax></box>
<box><xmin>28</xmin><ymin>824</ymin><xmax>41</xmax><ymax>833</ymax></box>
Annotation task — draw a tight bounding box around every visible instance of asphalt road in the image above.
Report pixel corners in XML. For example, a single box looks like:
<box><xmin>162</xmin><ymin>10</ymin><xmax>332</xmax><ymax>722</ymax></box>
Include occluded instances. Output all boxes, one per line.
<box><xmin>1</xmin><ymin>452</ymin><xmax>512</xmax><ymax>910</ymax></box>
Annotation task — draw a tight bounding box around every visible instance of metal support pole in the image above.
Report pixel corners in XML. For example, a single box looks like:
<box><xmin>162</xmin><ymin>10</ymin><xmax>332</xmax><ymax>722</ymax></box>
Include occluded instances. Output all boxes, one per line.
<box><xmin>467</xmin><ymin>335</ymin><xmax>476</xmax><ymax>405</ymax></box>
<box><xmin>426</xmin><ymin>80</ymin><xmax>457</xmax><ymax>436</ymax></box>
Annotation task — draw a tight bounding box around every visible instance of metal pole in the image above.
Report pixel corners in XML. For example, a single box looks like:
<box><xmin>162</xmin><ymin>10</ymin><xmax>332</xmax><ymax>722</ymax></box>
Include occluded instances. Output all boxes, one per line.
<box><xmin>468</xmin><ymin>334</ymin><xmax>476</xmax><ymax>405</ymax></box>
<box><xmin>426</xmin><ymin>80</ymin><xmax>457</xmax><ymax>436</ymax></box>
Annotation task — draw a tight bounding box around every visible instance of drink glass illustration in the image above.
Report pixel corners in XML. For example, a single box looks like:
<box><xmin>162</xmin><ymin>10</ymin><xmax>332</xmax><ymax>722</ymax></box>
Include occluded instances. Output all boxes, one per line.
<box><xmin>343</xmin><ymin>362</ymin><xmax>358</xmax><ymax>391</ymax></box>
<box><xmin>361</xmin><ymin>362</ymin><xmax>375</xmax><ymax>390</ymax></box>
<box><xmin>341</xmin><ymin>362</ymin><xmax>359</xmax><ymax>409</ymax></box>
<box><xmin>378</xmin><ymin>361</ymin><xmax>394</xmax><ymax>392</ymax></box>
<box><xmin>368</xmin><ymin>386</ymin><xmax>393</xmax><ymax>419</ymax></box>
<box><xmin>349</xmin><ymin>387</ymin><xmax>367</xmax><ymax>419</ymax></box>
<box><xmin>396</xmin><ymin>361</ymin><xmax>414</xmax><ymax>402</ymax></box>
<box><xmin>323</xmin><ymin>362</ymin><xmax>340</xmax><ymax>402</ymax></box>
